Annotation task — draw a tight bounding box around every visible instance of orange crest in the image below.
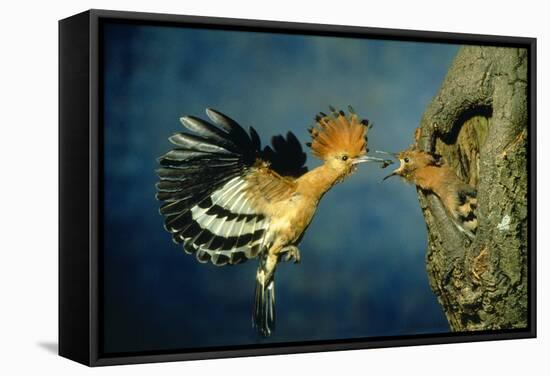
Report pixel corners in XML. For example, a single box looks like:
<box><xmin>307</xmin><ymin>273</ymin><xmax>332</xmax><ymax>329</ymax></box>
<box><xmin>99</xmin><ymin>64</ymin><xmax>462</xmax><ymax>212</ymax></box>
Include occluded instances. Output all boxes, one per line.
<box><xmin>307</xmin><ymin>107</ymin><xmax>369</xmax><ymax>160</ymax></box>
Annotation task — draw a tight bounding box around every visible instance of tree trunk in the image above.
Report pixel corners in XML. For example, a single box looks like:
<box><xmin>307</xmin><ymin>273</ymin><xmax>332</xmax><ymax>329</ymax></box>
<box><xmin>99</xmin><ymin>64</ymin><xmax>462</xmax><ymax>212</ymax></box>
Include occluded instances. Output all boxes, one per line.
<box><xmin>416</xmin><ymin>46</ymin><xmax>528</xmax><ymax>331</ymax></box>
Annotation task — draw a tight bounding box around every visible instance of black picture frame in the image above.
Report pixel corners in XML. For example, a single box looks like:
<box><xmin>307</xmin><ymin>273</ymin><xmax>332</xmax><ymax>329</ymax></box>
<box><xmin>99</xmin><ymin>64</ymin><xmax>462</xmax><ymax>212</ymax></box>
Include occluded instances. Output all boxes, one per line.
<box><xmin>59</xmin><ymin>9</ymin><xmax>537</xmax><ymax>367</ymax></box>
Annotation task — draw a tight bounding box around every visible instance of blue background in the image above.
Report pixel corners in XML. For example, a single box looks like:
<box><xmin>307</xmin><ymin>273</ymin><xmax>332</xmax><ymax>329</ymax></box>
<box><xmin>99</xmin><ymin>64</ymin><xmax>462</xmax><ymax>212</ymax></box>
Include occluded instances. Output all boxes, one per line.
<box><xmin>102</xmin><ymin>21</ymin><xmax>459</xmax><ymax>354</ymax></box>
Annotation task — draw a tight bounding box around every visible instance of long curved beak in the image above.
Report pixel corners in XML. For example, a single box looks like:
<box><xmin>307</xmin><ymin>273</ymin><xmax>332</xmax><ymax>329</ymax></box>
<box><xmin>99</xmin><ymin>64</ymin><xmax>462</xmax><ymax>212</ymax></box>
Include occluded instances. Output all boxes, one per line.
<box><xmin>352</xmin><ymin>155</ymin><xmax>391</xmax><ymax>165</ymax></box>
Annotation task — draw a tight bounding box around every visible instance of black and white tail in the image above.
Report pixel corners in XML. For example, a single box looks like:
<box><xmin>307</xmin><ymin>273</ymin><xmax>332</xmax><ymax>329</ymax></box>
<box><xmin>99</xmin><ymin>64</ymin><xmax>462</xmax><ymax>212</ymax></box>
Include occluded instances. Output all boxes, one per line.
<box><xmin>454</xmin><ymin>184</ymin><xmax>478</xmax><ymax>239</ymax></box>
<box><xmin>253</xmin><ymin>255</ymin><xmax>276</xmax><ymax>337</ymax></box>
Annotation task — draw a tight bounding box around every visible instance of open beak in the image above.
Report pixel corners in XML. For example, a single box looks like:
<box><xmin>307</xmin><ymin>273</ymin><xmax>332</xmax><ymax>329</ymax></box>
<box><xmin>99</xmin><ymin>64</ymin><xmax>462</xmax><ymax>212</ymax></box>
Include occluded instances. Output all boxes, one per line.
<box><xmin>374</xmin><ymin>151</ymin><xmax>401</xmax><ymax>180</ymax></box>
<box><xmin>382</xmin><ymin>170</ymin><xmax>399</xmax><ymax>181</ymax></box>
<box><xmin>352</xmin><ymin>155</ymin><xmax>394</xmax><ymax>167</ymax></box>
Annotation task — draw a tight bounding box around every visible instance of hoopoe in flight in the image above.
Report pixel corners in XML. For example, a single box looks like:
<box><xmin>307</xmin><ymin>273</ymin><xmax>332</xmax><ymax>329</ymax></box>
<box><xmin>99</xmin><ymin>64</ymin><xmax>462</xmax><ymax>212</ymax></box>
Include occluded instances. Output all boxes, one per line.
<box><xmin>382</xmin><ymin>147</ymin><xmax>478</xmax><ymax>238</ymax></box>
<box><xmin>156</xmin><ymin>107</ymin><xmax>390</xmax><ymax>337</ymax></box>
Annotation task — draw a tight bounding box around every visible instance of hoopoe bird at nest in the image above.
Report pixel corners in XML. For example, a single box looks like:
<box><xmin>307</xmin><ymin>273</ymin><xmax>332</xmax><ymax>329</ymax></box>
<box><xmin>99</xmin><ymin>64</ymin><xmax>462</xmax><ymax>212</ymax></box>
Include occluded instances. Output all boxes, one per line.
<box><xmin>382</xmin><ymin>147</ymin><xmax>478</xmax><ymax>238</ymax></box>
<box><xmin>156</xmin><ymin>107</ymin><xmax>390</xmax><ymax>337</ymax></box>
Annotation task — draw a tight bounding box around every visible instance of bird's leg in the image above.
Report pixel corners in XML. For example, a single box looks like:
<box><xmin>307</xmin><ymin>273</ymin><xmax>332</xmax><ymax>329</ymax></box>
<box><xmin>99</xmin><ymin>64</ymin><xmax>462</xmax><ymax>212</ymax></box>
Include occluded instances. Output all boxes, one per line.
<box><xmin>280</xmin><ymin>245</ymin><xmax>301</xmax><ymax>264</ymax></box>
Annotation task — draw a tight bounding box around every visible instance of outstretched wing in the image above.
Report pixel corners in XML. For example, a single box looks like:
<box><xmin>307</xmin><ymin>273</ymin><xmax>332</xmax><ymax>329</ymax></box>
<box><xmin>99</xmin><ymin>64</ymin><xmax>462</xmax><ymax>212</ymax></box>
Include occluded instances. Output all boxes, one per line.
<box><xmin>156</xmin><ymin>108</ymin><xmax>298</xmax><ymax>266</ymax></box>
<box><xmin>261</xmin><ymin>132</ymin><xmax>308</xmax><ymax>178</ymax></box>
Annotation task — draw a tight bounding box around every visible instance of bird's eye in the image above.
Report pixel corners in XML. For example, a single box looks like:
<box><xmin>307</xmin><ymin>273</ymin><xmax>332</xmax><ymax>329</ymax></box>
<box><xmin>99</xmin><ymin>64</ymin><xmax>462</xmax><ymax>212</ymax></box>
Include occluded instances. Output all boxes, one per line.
<box><xmin>404</xmin><ymin>157</ymin><xmax>410</xmax><ymax>163</ymax></box>
<box><xmin>341</xmin><ymin>155</ymin><xmax>348</xmax><ymax>161</ymax></box>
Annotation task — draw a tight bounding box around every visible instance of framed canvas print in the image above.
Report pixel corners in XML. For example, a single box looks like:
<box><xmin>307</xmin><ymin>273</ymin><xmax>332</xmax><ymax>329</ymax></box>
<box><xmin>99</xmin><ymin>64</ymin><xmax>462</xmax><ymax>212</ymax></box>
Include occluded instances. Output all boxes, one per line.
<box><xmin>59</xmin><ymin>9</ymin><xmax>536</xmax><ymax>366</ymax></box>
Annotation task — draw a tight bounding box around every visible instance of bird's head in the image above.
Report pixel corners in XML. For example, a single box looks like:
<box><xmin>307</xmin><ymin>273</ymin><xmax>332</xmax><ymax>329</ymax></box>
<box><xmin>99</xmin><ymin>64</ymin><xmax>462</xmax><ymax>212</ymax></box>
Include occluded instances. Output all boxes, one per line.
<box><xmin>382</xmin><ymin>148</ymin><xmax>442</xmax><ymax>182</ymax></box>
<box><xmin>307</xmin><ymin>106</ymin><xmax>390</xmax><ymax>179</ymax></box>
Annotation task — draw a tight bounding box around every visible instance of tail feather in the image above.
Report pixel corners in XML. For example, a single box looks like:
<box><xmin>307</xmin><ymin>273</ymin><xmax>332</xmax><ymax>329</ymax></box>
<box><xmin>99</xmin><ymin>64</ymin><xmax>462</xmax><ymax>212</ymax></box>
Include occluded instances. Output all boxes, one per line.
<box><xmin>253</xmin><ymin>276</ymin><xmax>276</xmax><ymax>337</ymax></box>
<box><xmin>454</xmin><ymin>185</ymin><xmax>478</xmax><ymax>238</ymax></box>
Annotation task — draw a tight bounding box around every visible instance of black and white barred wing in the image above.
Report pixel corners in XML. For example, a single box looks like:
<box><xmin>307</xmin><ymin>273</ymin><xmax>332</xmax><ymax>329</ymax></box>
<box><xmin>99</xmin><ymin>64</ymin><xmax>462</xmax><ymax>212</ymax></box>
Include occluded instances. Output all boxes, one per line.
<box><xmin>156</xmin><ymin>108</ymin><xmax>272</xmax><ymax>266</ymax></box>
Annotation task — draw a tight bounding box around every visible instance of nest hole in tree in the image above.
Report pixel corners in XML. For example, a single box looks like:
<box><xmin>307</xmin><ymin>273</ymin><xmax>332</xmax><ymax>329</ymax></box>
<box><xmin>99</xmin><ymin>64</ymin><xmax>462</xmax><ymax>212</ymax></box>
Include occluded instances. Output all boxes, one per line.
<box><xmin>434</xmin><ymin>105</ymin><xmax>492</xmax><ymax>188</ymax></box>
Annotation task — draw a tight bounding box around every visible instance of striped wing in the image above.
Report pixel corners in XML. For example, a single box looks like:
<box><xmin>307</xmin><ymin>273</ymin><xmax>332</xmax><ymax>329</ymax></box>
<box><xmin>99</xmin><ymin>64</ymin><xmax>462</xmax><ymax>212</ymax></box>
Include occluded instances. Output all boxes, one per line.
<box><xmin>157</xmin><ymin>108</ymin><xmax>300</xmax><ymax>266</ymax></box>
<box><xmin>166</xmin><ymin>176</ymin><xmax>270</xmax><ymax>265</ymax></box>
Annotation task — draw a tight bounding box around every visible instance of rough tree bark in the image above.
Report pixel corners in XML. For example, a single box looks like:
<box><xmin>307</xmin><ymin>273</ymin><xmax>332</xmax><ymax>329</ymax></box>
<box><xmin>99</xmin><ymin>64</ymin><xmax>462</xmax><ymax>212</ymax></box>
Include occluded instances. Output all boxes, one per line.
<box><xmin>416</xmin><ymin>46</ymin><xmax>528</xmax><ymax>331</ymax></box>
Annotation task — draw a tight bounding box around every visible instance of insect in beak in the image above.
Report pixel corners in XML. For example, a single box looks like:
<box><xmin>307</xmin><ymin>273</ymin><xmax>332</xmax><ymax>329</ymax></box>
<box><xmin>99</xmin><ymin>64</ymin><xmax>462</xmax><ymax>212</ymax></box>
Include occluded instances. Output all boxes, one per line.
<box><xmin>374</xmin><ymin>151</ymin><xmax>400</xmax><ymax>180</ymax></box>
<box><xmin>375</xmin><ymin>150</ymin><xmax>400</xmax><ymax>158</ymax></box>
<box><xmin>352</xmin><ymin>155</ymin><xmax>393</xmax><ymax>166</ymax></box>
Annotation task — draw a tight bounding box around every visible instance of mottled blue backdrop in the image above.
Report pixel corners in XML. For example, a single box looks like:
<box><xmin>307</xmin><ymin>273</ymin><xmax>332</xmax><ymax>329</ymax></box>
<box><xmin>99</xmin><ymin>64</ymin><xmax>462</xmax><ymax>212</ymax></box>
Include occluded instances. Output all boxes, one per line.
<box><xmin>101</xmin><ymin>21</ymin><xmax>459</xmax><ymax>354</ymax></box>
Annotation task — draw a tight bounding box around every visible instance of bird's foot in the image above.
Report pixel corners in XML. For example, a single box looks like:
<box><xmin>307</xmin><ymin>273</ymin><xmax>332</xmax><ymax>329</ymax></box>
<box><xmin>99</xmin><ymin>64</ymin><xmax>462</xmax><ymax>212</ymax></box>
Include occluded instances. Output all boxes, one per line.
<box><xmin>281</xmin><ymin>245</ymin><xmax>301</xmax><ymax>264</ymax></box>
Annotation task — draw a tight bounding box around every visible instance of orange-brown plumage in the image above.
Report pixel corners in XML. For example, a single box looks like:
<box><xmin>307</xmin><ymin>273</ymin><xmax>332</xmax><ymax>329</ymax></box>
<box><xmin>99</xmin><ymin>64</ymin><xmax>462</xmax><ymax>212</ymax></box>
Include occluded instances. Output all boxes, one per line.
<box><xmin>157</xmin><ymin>107</ymin><xmax>388</xmax><ymax>337</ymax></box>
<box><xmin>384</xmin><ymin>148</ymin><xmax>478</xmax><ymax>236</ymax></box>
